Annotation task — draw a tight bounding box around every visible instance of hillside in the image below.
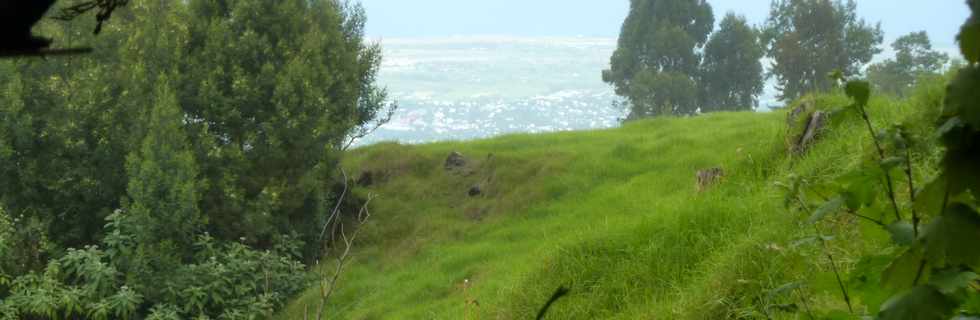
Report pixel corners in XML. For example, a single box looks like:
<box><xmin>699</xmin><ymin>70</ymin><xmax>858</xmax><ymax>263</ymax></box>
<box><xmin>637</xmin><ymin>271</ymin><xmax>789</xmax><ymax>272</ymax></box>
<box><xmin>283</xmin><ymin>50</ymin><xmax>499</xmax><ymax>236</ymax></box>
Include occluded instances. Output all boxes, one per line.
<box><xmin>280</xmin><ymin>81</ymin><xmax>946</xmax><ymax>319</ymax></box>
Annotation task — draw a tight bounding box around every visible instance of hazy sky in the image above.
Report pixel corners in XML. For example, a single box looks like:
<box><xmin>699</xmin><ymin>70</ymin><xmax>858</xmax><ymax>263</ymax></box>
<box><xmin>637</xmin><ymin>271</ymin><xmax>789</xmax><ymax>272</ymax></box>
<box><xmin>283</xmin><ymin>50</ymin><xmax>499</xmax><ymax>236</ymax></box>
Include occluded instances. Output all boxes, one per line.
<box><xmin>360</xmin><ymin>0</ymin><xmax>970</xmax><ymax>46</ymax></box>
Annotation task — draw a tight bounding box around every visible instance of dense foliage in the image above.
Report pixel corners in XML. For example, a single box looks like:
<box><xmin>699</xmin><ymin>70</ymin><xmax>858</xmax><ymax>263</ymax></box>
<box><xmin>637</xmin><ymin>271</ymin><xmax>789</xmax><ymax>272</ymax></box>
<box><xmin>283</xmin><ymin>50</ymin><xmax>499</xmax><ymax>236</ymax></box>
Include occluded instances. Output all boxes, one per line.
<box><xmin>781</xmin><ymin>2</ymin><xmax>980</xmax><ymax>318</ymax></box>
<box><xmin>867</xmin><ymin>31</ymin><xmax>950</xmax><ymax>97</ymax></box>
<box><xmin>1</xmin><ymin>0</ymin><xmax>391</xmax><ymax>318</ymax></box>
<box><xmin>699</xmin><ymin>13</ymin><xmax>765</xmax><ymax>112</ymax></box>
<box><xmin>762</xmin><ymin>0</ymin><xmax>883</xmax><ymax>102</ymax></box>
<box><xmin>603</xmin><ymin>0</ymin><xmax>714</xmax><ymax>118</ymax></box>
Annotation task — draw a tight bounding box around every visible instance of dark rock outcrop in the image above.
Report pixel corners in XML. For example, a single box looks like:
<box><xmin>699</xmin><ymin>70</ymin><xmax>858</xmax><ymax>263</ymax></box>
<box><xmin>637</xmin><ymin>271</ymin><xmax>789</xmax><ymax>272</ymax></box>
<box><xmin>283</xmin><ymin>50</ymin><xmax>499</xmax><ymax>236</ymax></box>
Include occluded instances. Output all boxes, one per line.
<box><xmin>445</xmin><ymin>151</ymin><xmax>467</xmax><ymax>170</ymax></box>
<box><xmin>468</xmin><ymin>184</ymin><xmax>482</xmax><ymax>197</ymax></box>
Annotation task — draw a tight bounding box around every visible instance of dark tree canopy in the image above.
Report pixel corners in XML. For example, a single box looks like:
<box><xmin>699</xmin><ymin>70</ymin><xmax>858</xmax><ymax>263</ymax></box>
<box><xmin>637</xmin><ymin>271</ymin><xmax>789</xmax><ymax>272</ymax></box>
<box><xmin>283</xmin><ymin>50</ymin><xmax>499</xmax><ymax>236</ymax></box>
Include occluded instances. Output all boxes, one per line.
<box><xmin>1</xmin><ymin>0</ymin><xmax>390</xmax><ymax>317</ymax></box>
<box><xmin>762</xmin><ymin>0</ymin><xmax>883</xmax><ymax>102</ymax></box>
<box><xmin>604</xmin><ymin>0</ymin><xmax>714</xmax><ymax>118</ymax></box>
<box><xmin>699</xmin><ymin>13</ymin><xmax>765</xmax><ymax>111</ymax></box>
<box><xmin>0</xmin><ymin>0</ymin><xmax>393</xmax><ymax>256</ymax></box>
<box><xmin>867</xmin><ymin>31</ymin><xmax>949</xmax><ymax>96</ymax></box>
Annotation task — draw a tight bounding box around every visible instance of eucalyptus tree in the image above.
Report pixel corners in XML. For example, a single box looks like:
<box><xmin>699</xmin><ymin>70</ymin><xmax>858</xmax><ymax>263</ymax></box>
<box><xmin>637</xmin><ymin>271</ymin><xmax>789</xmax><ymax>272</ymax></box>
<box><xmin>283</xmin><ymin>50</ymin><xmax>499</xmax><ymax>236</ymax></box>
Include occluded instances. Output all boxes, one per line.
<box><xmin>699</xmin><ymin>13</ymin><xmax>765</xmax><ymax>111</ymax></box>
<box><xmin>604</xmin><ymin>0</ymin><xmax>714</xmax><ymax>118</ymax></box>
<box><xmin>762</xmin><ymin>0</ymin><xmax>883</xmax><ymax>101</ymax></box>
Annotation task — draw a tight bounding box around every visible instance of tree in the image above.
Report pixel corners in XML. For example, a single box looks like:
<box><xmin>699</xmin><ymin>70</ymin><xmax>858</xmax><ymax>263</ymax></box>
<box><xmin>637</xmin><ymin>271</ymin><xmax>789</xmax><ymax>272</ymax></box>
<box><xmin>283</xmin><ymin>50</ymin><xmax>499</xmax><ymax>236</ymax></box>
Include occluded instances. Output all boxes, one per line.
<box><xmin>762</xmin><ymin>0</ymin><xmax>883</xmax><ymax>102</ymax></box>
<box><xmin>867</xmin><ymin>31</ymin><xmax>949</xmax><ymax>96</ymax></box>
<box><xmin>604</xmin><ymin>0</ymin><xmax>714</xmax><ymax>118</ymax></box>
<box><xmin>699</xmin><ymin>13</ymin><xmax>765</xmax><ymax>111</ymax></box>
<box><xmin>0</xmin><ymin>0</ymin><xmax>393</xmax><ymax>257</ymax></box>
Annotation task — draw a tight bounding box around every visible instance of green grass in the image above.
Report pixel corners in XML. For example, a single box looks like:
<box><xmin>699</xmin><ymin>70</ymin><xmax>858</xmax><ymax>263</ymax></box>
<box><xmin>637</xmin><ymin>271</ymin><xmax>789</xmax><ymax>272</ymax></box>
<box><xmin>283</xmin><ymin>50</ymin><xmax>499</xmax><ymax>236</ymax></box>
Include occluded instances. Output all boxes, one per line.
<box><xmin>278</xmin><ymin>81</ymin><xmax>946</xmax><ymax>319</ymax></box>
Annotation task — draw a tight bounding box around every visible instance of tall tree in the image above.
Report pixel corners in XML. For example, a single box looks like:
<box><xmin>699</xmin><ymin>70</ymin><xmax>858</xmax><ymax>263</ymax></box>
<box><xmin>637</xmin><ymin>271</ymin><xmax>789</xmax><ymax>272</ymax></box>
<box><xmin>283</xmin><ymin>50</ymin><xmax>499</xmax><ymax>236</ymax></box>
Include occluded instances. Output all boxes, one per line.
<box><xmin>762</xmin><ymin>0</ymin><xmax>883</xmax><ymax>101</ymax></box>
<box><xmin>867</xmin><ymin>31</ymin><xmax>949</xmax><ymax>96</ymax></box>
<box><xmin>699</xmin><ymin>13</ymin><xmax>765</xmax><ymax>111</ymax></box>
<box><xmin>0</xmin><ymin>0</ymin><xmax>393</xmax><ymax>257</ymax></box>
<box><xmin>604</xmin><ymin>0</ymin><xmax>714</xmax><ymax>118</ymax></box>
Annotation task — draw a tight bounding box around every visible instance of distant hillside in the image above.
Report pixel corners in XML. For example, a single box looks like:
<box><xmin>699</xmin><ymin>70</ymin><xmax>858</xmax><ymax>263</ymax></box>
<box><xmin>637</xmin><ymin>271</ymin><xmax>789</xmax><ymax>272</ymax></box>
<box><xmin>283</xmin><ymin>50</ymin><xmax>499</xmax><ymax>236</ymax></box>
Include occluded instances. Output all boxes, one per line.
<box><xmin>280</xmin><ymin>78</ymin><xmax>946</xmax><ymax>319</ymax></box>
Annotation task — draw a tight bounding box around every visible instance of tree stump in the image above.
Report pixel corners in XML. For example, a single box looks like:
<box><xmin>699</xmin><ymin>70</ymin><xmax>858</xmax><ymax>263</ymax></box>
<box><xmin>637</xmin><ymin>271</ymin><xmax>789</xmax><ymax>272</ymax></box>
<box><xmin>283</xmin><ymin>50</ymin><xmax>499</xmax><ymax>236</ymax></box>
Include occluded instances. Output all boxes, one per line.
<box><xmin>696</xmin><ymin>167</ymin><xmax>725</xmax><ymax>192</ymax></box>
<box><xmin>792</xmin><ymin>111</ymin><xmax>828</xmax><ymax>154</ymax></box>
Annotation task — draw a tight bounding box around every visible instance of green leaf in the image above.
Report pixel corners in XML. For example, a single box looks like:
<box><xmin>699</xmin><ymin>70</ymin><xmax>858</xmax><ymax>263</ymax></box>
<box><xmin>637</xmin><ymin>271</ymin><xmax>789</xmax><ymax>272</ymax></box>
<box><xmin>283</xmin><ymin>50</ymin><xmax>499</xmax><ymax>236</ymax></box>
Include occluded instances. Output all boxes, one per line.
<box><xmin>915</xmin><ymin>176</ymin><xmax>948</xmax><ymax>216</ymax></box>
<box><xmin>929</xmin><ymin>269</ymin><xmax>978</xmax><ymax>295</ymax></box>
<box><xmin>959</xmin><ymin>16</ymin><xmax>980</xmax><ymax>64</ymax></box>
<box><xmin>880</xmin><ymin>156</ymin><xmax>906</xmax><ymax>172</ymax></box>
<box><xmin>839</xmin><ymin>170</ymin><xmax>880</xmax><ymax>210</ymax></box>
<box><xmin>845</xmin><ymin>80</ymin><xmax>871</xmax><ymax>107</ymax></box>
<box><xmin>768</xmin><ymin>281</ymin><xmax>802</xmax><ymax>300</ymax></box>
<box><xmin>821</xmin><ymin>310</ymin><xmax>853</xmax><ymax>320</ymax></box>
<box><xmin>807</xmin><ymin>196</ymin><xmax>844</xmax><ymax>224</ymax></box>
<box><xmin>923</xmin><ymin>203</ymin><xmax>980</xmax><ymax>267</ymax></box>
<box><xmin>882</xmin><ymin>247</ymin><xmax>927</xmax><ymax>292</ymax></box>
<box><xmin>887</xmin><ymin>221</ymin><xmax>916</xmax><ymax>246</ymax></box>
<box><xmin>879</xmin><ymin>286</ymin><xmax>959</xmax><ymax>320</ymax></box>
<box><xmin>945</xmin><ymin>67</ymin><xmax>980</xmax><ymax>128</ymax></box>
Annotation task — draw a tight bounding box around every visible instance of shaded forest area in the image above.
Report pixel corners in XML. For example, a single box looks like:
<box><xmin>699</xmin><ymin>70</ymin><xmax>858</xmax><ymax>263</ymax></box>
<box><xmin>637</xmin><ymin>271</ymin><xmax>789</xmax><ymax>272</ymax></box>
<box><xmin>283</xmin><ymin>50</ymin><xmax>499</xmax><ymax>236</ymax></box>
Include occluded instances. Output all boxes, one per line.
<box><xmin>2</xmin><ymin>0</ymin><xmax>394</xmax><ymax>318</ymax></box>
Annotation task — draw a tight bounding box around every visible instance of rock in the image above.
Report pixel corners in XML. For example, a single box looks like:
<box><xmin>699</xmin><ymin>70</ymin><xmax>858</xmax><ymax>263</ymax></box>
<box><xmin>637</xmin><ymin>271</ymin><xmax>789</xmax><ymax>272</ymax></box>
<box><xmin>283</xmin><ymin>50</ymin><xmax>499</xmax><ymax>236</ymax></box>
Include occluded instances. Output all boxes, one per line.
<box><xmin>696</xmin><ymin>167</ymin><xmax>725</xmax><ymax>192</ymax></box>
<box><xmin>468</xmin><ymin>184</ymin><xmax>482</xmax><ymax>197</ymax></box>
<box><xmin>445</xmin><ymin>151</ymin><xmax>467</xmax><ymax>170</ymax></box>
<box><xmin>793</xmin><ymin>111</ymin><xmax>828</xmax><ymax>154</ymax></box>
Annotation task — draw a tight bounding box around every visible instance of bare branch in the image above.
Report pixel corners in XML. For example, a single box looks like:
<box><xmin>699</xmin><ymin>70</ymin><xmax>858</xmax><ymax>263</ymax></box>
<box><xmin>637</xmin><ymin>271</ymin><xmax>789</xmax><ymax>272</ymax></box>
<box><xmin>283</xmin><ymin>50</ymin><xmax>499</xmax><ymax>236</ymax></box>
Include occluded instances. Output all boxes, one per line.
<box><xmin>315</xmin><ymin>192</ymin><xmax>376</xmax><ymax>320</ymax></box>
<box><xmin>51</xmin><ymin>0</ymin><xmax>130</xmax><ymax>34</ymax></box>
<box><xmin>318</xmin><ymin>169</ymin><xmax>349</xmax><ymax>242</ymax></box>
<box><xmin>343</xmin><ymin>102</ymin><xmax>398</xmax><ymax>151</ymax></box>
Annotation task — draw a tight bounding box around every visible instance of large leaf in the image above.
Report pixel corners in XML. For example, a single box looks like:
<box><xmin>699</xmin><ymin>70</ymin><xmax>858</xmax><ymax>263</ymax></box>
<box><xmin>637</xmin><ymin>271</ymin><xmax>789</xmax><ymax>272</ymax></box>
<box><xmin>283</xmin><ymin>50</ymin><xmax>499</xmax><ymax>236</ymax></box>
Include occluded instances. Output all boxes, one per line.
<box><xmin>960</xmin><ymin>12</ymin><xmax>980</xmax><ymax>64</ymax></box>
<box><xmin>915</xmin><ymin>176</ymin><xmax>948</xmax><ymax>217</ymax></box>
<box><xmin>929</xmin><ymin>269</ymin><xmax>978</xmax><ymax>295</ymax></box>
<box><xmin>879</xmin><ymin>286</ymin><xmax>959</xmax><ymax>320</ymax></box>
<box><xmin>845</xmin><ymin>80</ymin><xmax>871</xmax><ymax>107</ymax></box>
<box><xmin>807</xmin><ymin>196</ymin><xmax>844</xmax><ymax>224</ymax></box>
<box><xmin>945</xmin><ymin>67</ymin><xmax>980</xmax><ymax>128</ymax></box>
<box><xmin>943</xmin><ymin>141</ymin><xmax>980</xmax><ymax>199</ymax></box>
<box><xmin>882</xmin><ymin>247</ymin><xmax>928</xmax><ymax>292</ymax></box>
<box><xmin>923</xmin><ymin>204</ymin><xmax>980</xmax><ymax>268</ymax></box>
<box><xmin>887</xmin><ymin>221</ymin><xmax>916</xmax><ymax>246</ymax></box>
<box><xmin>839</xmin><ymin>170</ymin><xmax>880</xmax><ymax>211</ymax></box>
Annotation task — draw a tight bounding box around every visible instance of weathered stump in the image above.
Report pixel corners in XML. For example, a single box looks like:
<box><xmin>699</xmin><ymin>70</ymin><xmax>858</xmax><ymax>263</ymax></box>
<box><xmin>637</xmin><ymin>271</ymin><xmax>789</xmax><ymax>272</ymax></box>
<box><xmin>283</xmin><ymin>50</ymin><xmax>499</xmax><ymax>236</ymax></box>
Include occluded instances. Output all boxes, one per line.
<box><xmin>792</xmin><ymin>111</ymin><xmax>828</xmax><ymax>154</ymax></box>
<box><xmin>696</xmin><ymin>167</ymin><xmax>725</xmax><ymax>192</ymax></box>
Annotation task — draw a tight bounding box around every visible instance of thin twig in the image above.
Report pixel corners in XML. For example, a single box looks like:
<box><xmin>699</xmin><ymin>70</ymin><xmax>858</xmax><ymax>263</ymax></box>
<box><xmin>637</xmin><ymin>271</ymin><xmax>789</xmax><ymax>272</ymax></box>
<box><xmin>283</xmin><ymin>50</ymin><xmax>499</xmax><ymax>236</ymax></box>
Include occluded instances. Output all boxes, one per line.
<box><xmin>318</xmin><ymin>169</ymin><xmax>349</xmax><ymax>242</ymax></box>
<box><xmin>847</xmin><ymin>210</ymin><xmax>886</xmax><ymax>227</ymax></box>
<box><xmin>857</xmin><ymin>105</ymin><xmax>902</xmax><ymax>222</ymax></box>
<box><xmin>342</xmin><ymin>102</ymin><xmax>397</xmax><ymax>151</ymax></box>
<box><xmin>315</xmin><ymin>193</ymin><xmax>376</xmax><ymax>320</ymax></box>
<box><xmin>814</xmin><ymin>225</ymin><xmax>853</xmax><ymax>314</ymax></box>
<box><xmin>794</xmin><ymin>286</ymin><xmax>816</xmax><ymax>320</ymax></box>
<box><xmin>904</xmin><ymin>147</ymin><xmax>919</xmax><ymax>237</ymax></box>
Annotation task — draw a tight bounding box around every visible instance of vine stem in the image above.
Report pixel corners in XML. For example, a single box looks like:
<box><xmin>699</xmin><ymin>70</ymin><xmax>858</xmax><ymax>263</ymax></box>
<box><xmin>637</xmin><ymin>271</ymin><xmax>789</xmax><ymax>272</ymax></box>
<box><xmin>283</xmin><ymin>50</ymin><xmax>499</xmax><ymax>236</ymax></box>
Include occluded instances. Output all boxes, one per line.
<box><xmin>795</xmin><ymin>179</ymin><xmax>853</xmax><ymax>314</ymax></box>
<box><xmin>857</xmin><ymin>105</ymin><xmax>902</xmax><ymax>222</ymax></box>
<box><xmin>814</xmin><ymin>225</ymin><xmax>854</xmax><ymax>314</ymax></box>
<box><xmin>904</xmin><ymin>147</ymin><xmax>919</xmax><ymax>237</ymax></box>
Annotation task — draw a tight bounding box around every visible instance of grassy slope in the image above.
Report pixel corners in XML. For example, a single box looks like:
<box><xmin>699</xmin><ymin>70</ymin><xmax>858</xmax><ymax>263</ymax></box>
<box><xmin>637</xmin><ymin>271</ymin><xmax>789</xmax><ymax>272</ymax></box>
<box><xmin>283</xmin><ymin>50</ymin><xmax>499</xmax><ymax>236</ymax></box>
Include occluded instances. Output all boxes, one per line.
<box><xmin>279</xmin><ymin>81</ymin><xmax>944</xmax><ymax>319</ymax></box>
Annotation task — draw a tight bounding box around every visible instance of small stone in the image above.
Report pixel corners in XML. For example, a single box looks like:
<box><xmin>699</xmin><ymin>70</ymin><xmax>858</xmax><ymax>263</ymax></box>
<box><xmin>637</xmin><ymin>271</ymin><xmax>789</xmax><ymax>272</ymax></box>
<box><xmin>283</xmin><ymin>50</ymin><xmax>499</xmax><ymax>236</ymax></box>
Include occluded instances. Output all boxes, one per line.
<box><xmin>468</xmin><ymin>184</ymin><xmax>482</xmax><ymax>197</ymax></box>
<box><xmin>445</xmin><ymin>151</ymin><xmax>467</xmax><ymax>170</ymax></box>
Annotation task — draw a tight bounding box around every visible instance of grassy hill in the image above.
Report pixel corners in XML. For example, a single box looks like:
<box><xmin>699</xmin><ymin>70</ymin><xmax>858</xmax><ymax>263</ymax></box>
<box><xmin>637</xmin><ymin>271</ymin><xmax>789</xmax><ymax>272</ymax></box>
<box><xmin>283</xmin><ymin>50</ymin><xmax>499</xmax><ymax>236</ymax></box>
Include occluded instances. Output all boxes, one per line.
<box><xmin>278</xmin><ymin>80</ymin><xmax>945</xmax><ymax>319</ymax></box>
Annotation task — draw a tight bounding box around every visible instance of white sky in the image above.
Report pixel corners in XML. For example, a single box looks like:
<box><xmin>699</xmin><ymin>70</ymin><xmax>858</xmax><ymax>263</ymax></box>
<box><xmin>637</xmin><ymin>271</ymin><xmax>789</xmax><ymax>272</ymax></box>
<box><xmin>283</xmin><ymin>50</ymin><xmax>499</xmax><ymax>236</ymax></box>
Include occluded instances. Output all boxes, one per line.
<box><xmin>360</xmin><ymin>0</ymin><xmax>970</xmax><ymax>46</ymax></box>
